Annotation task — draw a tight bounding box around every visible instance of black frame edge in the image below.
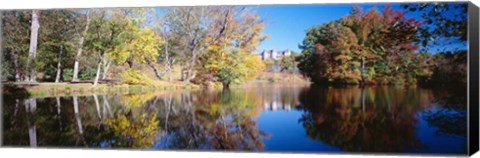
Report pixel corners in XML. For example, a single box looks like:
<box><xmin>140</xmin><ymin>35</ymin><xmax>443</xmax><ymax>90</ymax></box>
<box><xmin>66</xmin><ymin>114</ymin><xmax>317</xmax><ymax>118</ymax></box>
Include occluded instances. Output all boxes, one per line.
<box><xmin>0</xmin><ymin>10</ymin><xmax>3</xmax><ymax>148</ymax></box>
<box><xmin>469</xmin><ymin>1</ymin><xmax>480</xmax><ymax>156</ymax></box>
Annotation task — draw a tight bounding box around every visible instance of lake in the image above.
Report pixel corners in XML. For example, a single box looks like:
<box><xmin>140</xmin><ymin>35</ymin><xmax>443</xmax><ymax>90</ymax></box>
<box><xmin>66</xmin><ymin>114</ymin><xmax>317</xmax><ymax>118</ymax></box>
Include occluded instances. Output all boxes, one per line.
<box><xmin>1</xmin><ymin>83</ymin><xmax>467</xmax><ymax>155</ymax></box>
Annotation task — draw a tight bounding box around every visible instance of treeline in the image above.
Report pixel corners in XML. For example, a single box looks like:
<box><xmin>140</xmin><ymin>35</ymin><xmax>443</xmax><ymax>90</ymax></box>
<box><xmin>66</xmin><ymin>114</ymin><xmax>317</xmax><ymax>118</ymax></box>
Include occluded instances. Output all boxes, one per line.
<box><xmin>1</xmin><ymin>7</ymin><xmax>267</xmax><ymax>89</ymax></box>
<box><xmin>297</xmin><ymin>4</ymin><xmax>467</xmax><ymax>86</ymax></box>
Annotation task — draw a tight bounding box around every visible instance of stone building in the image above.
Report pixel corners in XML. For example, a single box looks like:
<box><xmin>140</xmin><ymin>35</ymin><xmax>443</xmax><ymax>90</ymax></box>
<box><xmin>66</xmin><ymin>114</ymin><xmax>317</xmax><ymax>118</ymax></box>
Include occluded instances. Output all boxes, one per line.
<box><xmin>257</xmin><ymin>49</ymin><xmax>292</xmax><ymax>61</ymax></box>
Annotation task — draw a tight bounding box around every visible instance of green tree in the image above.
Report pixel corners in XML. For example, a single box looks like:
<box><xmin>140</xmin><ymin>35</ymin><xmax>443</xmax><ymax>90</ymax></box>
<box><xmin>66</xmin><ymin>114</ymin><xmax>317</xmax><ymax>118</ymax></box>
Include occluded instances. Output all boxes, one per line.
<box><xmin>72</xmin><ymin>10</ymin><xmax>91</xmax><ymax>82</ymax></box>
<box><xmin>38</xmin><ymin>10</ymin><xmax>78</xmax><ymax>82</ymax></box>
<box><xmin>1</xmin><ymin>11</ymin><xmax>31</xmax><ymax>81</ymax></box>
<box><xmin>280</xmin><ymin>54</ymin><xmax>297</xmax><ymax>73</ymax></box>
<box><xmin>85</xmin><ymin>9</ymin><xmax>132</xmax><ymax>86</ymax></box>
<box><xmin>126</xmin><ymin>27</ymin><xmax>164</xmax><ymax>80</ymax></box>
<box><xmin>215</xmin><ymin>51</ymin><xmax>265</xmax><ymax>89</ymax></box>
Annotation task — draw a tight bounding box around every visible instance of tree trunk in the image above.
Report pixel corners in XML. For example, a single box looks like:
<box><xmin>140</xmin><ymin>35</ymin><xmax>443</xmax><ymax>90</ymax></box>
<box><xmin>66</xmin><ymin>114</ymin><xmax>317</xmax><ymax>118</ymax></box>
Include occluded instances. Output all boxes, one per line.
<box><xmin>147</xmin><ymin>58</ymin><xmax>175</xmax><ymax>80</ymax></box>
<box><xmin>180</xmin><ymin>67</ymin><xmax>185</xmax><ymax>81</ymax></box>
<box><xmin>184</xmin><ymin>46</ymin><xmax>199</xmax><ymax>83</ymax></box>
<box><xmin>27</xmin><ymin>10</ymin><xmax>40</xmax><ymax>83</ymax></box>
<box><xmin>72</xmin><ymin>11</ymin><xmax>90</xmax><ymax>82</ymax></box>
<box><xmin>55</xmin><ymin>45</ymin><xmax>64</xmax><ymax>83</ymax></box>
<box><xmin>147</xmin><ymin>60</ymin><xmax>163</xmax><ymax>80</ymax></box>
<box><xmin>184</xmin><ymin>56</ymin><xmax>196</xmax><ymax>83</ymax></box>
<box><xmin>93</xmin><ymin>60</ymin><xmax>102</xmax><ymax>87</ymax></box>
<box><xmin>102</xmin><ymin>60</ymin><xmax>111</xmax><ymax>80</ymax></box>
<box><xmin>11</xmin><ymin>51</ymin><xmax>21</xmax><ymax>81</ymax></box>
<box><xmin>184</xmin><ymin>65</ymin><xmax>193</xmax><ymax>83</ymax></box>
<box><xmin>149</xmin><ymin>40</ymin><xmax>172</xmax><ymax>80</ymax></box>
<box><xmin>169</xmin><ymin>66</ymin><xmax>173</xmax><ymax>82</ymax></box>
<box><xmin>127</xmin><ymin>58</ymin><xmax>134</xmax><ymax>68</ymax></box>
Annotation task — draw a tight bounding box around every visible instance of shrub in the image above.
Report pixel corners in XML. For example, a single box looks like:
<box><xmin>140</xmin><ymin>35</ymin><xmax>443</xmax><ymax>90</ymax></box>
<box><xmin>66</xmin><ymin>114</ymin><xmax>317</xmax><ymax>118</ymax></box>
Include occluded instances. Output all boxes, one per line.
<box><xmin>79</xmin><ymin>68</ymin><xmax>97</xmax><ymax>80</ymax></box>
<box><xmin>43</xmin><ymin>66</ymin><xmax>57</xmax><ymax>81</ymax></box>
<box><xmin>63</xmin><ymin>68</ymin><xmax>73</xmax><ymax>81</ymax></box>
<box><xmin>121</xmin><ymin>69</ymin><xmax>156</xmax><ymax>85</ymax></box>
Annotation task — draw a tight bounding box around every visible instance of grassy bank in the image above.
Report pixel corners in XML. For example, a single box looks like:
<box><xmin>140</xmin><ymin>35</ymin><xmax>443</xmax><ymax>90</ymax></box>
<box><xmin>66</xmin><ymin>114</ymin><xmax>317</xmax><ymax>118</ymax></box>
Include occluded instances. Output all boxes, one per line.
<box><xmin>2</xmin><ymin>81</ymin><xmax>200</xmax><ymax>98</ymax></box>
<box><xmin>2</xmin><ymin>72</ymin><xmax>309</xmax><ymax>98</ymax></box>
<box><xmin>250</xmin><ymin>72</ymin><xmax>311</xmax><ymax>84</ymax></box>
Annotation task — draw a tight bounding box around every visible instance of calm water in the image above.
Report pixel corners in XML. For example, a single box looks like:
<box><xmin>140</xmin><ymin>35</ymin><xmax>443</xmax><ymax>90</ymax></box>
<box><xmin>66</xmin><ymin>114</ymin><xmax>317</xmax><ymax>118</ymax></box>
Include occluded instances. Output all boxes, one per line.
<box><xmin>1</xmin><ymin>83</ymin><xmax>467</xmax><ymax>155</ymax></box>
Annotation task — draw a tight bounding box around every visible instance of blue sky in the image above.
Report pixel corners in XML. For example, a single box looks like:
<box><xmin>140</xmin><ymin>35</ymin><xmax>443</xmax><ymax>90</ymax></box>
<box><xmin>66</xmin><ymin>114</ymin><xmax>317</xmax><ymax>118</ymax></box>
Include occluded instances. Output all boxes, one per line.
<box><xmin>152</xmin><ymin>3</ymin><xmax>467</xmax><ymax>53</ymax></box>
<box><xmin>253</xmin><ymin>3</ymin><xmax>467</xmax><ymax>53</ymax></box>
<box><xmin>255</xmin><ymin>4</ymin><xmax>398</xmax><ymax>53</ymax></box>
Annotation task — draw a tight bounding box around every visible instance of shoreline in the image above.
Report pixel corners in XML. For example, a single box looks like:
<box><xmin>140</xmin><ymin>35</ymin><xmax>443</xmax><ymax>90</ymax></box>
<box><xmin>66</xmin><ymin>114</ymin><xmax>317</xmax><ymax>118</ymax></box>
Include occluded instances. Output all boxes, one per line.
<box><xmin>2</xmin><ymin>82</ymin><xmax>200</xmax><ymax>98</ymax></box>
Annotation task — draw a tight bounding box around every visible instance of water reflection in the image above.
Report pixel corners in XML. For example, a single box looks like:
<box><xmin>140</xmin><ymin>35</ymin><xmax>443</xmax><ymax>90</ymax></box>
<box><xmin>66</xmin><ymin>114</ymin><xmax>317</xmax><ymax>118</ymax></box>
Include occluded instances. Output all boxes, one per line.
<box><xmin>2</xmin><ymin>84</ymin><xmax>467</xmax><ymax>154</ymax></box>
<box><xmin>298</xmin><ymin>86</ymin><xmax>429</xmax><ymax>152</ymax></box>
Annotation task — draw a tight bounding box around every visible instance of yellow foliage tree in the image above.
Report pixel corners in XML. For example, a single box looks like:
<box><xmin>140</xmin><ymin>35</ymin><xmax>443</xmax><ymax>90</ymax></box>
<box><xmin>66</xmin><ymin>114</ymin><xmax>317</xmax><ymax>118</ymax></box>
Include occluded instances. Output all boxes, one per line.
<box><xmin>194</xmin><ymin>8</ymin><xmax>268</xmax><ymax>89</ymax></box>
<box><xmin>129</xmin><ymin>28</ymin><xmax>162</xmax><ymax>64</ymax></box>
<box><xmin>121</xmin><ymin>69</ymin><xmax>156</xmax><ymax>85</ymax></box>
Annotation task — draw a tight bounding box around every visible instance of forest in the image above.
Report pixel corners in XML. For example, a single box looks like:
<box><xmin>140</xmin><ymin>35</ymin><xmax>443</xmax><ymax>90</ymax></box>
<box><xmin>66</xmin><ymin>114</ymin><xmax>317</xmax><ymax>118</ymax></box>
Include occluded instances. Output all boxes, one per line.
<box><xmin>1</xmin><ymin>3</ymin><xmax>469</xmax><ymax>92</ymax></box>
<box><xmin>1</xmin><ymin>7</ymin><xmax>268</xmax><ymax>90</ymax></box>
<box><xmin>297</xmin><ymin>3</ymin><xmax>467</xmax><ymax>86</ymax></box>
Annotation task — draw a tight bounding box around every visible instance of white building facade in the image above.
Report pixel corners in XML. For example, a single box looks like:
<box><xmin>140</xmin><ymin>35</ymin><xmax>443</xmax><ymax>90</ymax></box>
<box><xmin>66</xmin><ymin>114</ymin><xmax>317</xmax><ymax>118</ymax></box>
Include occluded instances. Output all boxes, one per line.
<box><xmin>257</xmin><ymin>49</ymin><xmax>292</xmax><ymax>61</ymax></box>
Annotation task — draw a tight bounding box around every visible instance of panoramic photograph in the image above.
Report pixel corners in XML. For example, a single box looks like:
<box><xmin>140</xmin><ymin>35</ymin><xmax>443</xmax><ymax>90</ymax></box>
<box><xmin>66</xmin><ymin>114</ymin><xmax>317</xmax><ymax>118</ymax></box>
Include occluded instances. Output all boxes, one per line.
<box><xmin>1</xmin><ymin>2</ymin><xmax>469</xmax><ymax>155</ymax></box>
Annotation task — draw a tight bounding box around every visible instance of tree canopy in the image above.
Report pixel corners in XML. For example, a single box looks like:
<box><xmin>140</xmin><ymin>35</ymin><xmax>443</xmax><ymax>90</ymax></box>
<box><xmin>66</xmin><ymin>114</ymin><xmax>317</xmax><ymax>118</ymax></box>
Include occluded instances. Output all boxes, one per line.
<box><xmin>297</xmin><ymin>5</ymin><xmax>466</xmax><ymax>86</ymax></box>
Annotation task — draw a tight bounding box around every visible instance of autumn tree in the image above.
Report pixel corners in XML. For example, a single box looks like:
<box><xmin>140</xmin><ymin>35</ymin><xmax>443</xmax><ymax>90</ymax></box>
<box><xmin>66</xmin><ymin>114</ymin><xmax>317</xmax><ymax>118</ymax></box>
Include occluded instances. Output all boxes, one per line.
<box><xmin>402</xmin><ymin>2</ymin><xmax>468</xmax><ymax>85</ymax></box>
<box><xmin>163</xmin><ymin>6</ymin><xmax>264</xmax><ymax>83</ymax></box>
<box><xmin>298</xmin><ymin>6</ymin><xmax>425</xmax><ymax>85</ymax></box>
<box><xmin>211</xmin><ymin>51</ymin><xmax>265</xmax><ymax>89</ymax></box>
<box><xmin>402</xmin><ymin>2</ymin><xmax>467</xmax><ymax>52</ymax></box>
<box><xmin>192</xmin><ymin>7</ymin><xmax>268</xmax><ymax>89</ymax></box>
<box><xmin>126</xmin><ymin>27</ymin><xmax>163</xmax><ymax>80</ymax></box>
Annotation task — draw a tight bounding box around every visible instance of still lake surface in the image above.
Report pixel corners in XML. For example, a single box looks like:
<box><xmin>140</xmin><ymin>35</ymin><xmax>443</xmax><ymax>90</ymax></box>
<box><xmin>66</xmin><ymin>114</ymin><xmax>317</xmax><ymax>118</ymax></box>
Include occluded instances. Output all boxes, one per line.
<box><xmin>2</xmin><ymin>83</ymin><xmax>467</xmax><ymax>155</ymax></box>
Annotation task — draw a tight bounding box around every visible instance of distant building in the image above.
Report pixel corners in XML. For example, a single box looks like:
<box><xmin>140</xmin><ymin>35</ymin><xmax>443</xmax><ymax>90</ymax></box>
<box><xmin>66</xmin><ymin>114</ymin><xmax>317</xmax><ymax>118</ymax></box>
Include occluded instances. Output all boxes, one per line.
<box><xmin>256</xmin><ymin>49</ymin><xmax>292</xmax><ymax>61</ymax></box>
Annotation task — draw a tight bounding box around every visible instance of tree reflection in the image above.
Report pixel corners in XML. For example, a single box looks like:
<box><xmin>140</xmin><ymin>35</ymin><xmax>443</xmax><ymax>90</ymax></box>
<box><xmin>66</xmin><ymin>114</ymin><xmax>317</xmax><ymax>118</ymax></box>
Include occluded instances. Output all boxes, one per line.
<box><xmin>422</xmin><ymin>86</ymin><xmax>467</xmax><ymax>138</ymax></box>
<box><xmin>297</xmin><ymin>86</ymin><xmax>436</xmax><ymax>152</ymax></box>
<box><xmin>2</xmin><ymin>90</ymin><xmax>268</xmax><ymax>150</ymax></box>
<box><xmin>82</xmin><ymin>94</ymin><xmax>161</xmax><ymax>148</ymax></box>
<box><xmin>156</xmin><ymin>90</ymin><xmax>268</xmax><ymax>150</ymax></box>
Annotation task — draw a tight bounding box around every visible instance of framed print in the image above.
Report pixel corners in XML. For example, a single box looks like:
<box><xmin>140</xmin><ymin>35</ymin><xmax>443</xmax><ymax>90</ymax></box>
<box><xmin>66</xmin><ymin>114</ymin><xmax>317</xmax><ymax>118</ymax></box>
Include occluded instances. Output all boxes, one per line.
<box><xmin>1</xmin><ymin>1</ymin><xmax>479</xmax><ymax>157</ymax></box>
